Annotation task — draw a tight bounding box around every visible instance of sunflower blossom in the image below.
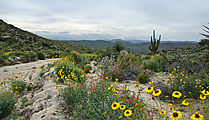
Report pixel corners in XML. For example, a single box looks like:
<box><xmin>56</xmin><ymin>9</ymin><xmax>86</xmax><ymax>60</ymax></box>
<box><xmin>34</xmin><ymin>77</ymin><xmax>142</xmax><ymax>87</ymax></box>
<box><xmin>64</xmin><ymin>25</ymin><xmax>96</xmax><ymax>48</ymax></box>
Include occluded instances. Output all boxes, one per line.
<box><xmin>170</xmin><ymin>110</ymin><xmax>182</xmax><ymax>120</ymax></box>
<box><xmin>191</xmin><ymin>112</ymin><xmax>204</xmax><ymax>120</ymax></box>
<box><xmin>172</xmin><ymin>91</ymin><xmax>182</xmax><ymax>98</ymax></box>
<box><xmin>152</xmin><ymin>89</ymin><xmax>162</xmax><ymax>96</ymax></box>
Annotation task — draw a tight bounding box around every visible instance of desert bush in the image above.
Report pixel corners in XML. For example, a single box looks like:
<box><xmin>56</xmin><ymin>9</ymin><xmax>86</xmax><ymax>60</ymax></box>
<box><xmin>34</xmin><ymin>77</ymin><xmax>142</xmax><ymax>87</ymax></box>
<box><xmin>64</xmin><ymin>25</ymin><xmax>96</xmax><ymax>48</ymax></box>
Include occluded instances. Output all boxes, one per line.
<box><xmin>10</xmin><ymin>80</ymin><xmax>27</xmax><ymax>93</ymax></box>
<box><xmin>141</xmin><ymin>54</ymin><xmax>167</xmax><ymax>72</ymax></box>
<box><xmin>0</xmin><ymin>90</ymin><xmax>16</xmax><ymax>119</ymax></box>
<box><xmin>64</xmin><ymin>51</ymin><xmax>89</xmax><ymax>68</ymax></box>
<box><xmin>98</xmin><ymin>55</ymin><xmax>146</xmax><ymax>82</ymax></box>
<box><xmin>21</xmin><ymin>51</ymin><xmax>37</xmax><ymax>63</ymax></box>
<box><xmin>137</xmin><ymin>72</ymin><xmax>150</xmax><ymax>84</ymax></box>
<box><xmin>55</xmin><ymin>61</ymin><xmax>87</xmax><ymax>83</ymax></box>
<box><xmin>36</xmin><ymin>52</ymin><xmax>46</xmax><ymax>60</ymax></box>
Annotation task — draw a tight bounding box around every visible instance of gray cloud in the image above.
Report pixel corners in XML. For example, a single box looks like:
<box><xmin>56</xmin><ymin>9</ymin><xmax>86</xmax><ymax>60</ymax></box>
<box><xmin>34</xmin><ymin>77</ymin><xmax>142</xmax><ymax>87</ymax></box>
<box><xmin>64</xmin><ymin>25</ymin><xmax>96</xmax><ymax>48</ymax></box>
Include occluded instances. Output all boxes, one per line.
<box><xmin>0</xmin><ymin>0</ymin><xmax>209</xmax><ymax>41</ymax></box>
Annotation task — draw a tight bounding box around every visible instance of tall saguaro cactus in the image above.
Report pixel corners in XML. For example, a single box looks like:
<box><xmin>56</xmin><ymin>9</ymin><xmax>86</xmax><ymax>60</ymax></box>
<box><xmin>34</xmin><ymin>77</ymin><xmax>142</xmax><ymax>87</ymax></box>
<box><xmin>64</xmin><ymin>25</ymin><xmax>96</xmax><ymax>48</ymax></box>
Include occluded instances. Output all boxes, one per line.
<box><xmin>149</xmin><ymin>30</ymin><xmax>161</xmax><ymax>54</ymax></box>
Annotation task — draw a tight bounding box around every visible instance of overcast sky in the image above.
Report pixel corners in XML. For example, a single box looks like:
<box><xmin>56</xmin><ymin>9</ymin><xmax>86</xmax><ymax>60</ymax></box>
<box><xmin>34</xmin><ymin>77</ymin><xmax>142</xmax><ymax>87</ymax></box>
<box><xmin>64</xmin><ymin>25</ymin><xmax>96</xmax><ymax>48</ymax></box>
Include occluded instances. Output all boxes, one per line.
<box><xmin>0</xmin><ymin>0</ymin><xmax>209</xmax><ymax>41</ymax></box>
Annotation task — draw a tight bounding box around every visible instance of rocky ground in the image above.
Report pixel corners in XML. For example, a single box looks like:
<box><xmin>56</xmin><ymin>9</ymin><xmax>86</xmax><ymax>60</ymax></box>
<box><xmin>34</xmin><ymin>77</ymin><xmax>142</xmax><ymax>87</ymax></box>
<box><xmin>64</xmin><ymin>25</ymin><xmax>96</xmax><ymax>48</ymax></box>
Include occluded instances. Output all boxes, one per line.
<box><xmin>1</xmin><ymin>59</ymin><xmax>68</xmax><ymax>120</ymax></box>
<box><xmin>0</xmin><ymin>59</ymin><xmax>204</xmax><ymax>120</ymax></box>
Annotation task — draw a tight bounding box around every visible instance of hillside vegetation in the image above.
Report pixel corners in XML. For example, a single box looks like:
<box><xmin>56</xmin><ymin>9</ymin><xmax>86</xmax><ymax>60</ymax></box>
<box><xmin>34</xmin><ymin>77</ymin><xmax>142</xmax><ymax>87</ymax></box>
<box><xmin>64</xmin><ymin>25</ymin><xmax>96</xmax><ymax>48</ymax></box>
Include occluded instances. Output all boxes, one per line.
<box><xmin>0</xmin><ymin>19</ymin><xmax>97</xmax><ymax>66</ymax></box>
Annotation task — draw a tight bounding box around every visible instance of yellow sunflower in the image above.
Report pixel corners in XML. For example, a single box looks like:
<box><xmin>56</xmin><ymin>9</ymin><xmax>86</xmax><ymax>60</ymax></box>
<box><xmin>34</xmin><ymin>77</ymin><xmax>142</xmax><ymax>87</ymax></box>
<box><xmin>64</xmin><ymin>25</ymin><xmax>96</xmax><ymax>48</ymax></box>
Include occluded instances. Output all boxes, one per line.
<box><xmin>120</xmin><ymin>105</ymin><xmax>126</xmax><ymax>110</ymax></box>
<box><xmin>200</xmin><ymin>94</ymin><xmax>206</xmax><ymax>100</ymax></box>
<box><xmin>135</xmin><ymin>84</ymin><xmax>139</xmax><ymax>87</ymax></box>
<box><xmin>124</xmin><ymin>110</ymin><xmax>132</xmax><ymax>117</ymax></box>
<box><xmin>115</xmin><ymin>91</ymin><xmax>119</xmax><ymax>95</ymax></box>
<box><xmin>170</xmin><ymin>110</ymin><xmax>182</xmax><ymax>120</ymax></box>
<box><xmin>112</xmin><ymin>88</ymin><xmax>115</xmax><ymax>92</ymax></box>
<box><xmin>111</xmin><ymin>101</ymin><xmax>120</xmax><ymax>110</ymax></box>
<box><xmin>160</xmin><ymin>110</ymin><xmax>166</xmax><ymax>114</ymax></box>
<box><xmin>201</xmin><ymin>89</ymin><xmax>209</xmax><ymax>96</ymax></box>
<box><xmin>169</xmin><ymin>107</ymin><xmax>173</xmax><ymax>111</ymax></box>
<box><xmin>172</xmin><ymin>91</ymin><xmax>182</xmax><ymax>98</ymax></box>
<box><xmin>168</xmin><ymin>103</ymin><xmax>173</xmax><ymax>107</ymax></box>
<box><xmin>168</xmin><ymin>103</ymin><xmax>172</xmax><ymax>107</ymax></box>
<box><xmin>182</xmin><ymin>99</ymin><xmax>189</xmax><ymax>106</ymax></box>
<box><xmin>152</xmin><ymin>89</ymin><xmax>162</xmax><ymax>96</ymax></box>
<box><xmin>146</xmin><ymin>86</ymin><xmax>154</xmax><ymax>93</ymax></box>
<box><xmin>191</xmin><ymin>112</ymin><xmax>204</xmax><ymax>120</ymax></box>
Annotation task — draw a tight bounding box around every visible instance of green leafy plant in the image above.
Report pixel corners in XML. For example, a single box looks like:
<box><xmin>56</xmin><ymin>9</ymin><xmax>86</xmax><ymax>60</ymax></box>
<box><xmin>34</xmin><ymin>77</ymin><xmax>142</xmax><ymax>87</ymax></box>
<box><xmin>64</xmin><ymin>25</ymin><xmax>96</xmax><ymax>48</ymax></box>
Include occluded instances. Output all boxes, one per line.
<box><xmin>149</xmin><ymin>30</ymin><xmax>161</xmax><ymax>54</ymax></box>
<box><xmin>137</xmin><ymin>72</ymin><xmax>150</xmax><ymax>84</ymax></box>
<box><xmin>0</xmin><ymin>90</ymin><xmax>16</xmax><ymax>119</ymax></box>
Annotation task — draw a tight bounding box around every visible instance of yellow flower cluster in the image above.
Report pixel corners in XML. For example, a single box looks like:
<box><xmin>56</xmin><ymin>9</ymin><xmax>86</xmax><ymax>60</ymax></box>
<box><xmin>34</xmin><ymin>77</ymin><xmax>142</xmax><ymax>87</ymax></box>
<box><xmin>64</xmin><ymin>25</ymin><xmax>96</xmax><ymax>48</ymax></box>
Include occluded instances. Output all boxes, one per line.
<box><xmin>111</xmin><ymin>101</ymin><xmax>132</xmax><ymax>118</ymax></box>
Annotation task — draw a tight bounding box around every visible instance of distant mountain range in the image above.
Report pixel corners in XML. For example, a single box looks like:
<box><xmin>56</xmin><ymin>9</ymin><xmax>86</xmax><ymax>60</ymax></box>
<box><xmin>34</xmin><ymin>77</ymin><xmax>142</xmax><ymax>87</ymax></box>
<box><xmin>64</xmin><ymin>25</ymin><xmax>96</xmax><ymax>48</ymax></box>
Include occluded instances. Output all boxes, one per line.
<box><xmin>62</xmin><ymin>39</ymin><xmax>198</xmax><ymax>53</ymax></box>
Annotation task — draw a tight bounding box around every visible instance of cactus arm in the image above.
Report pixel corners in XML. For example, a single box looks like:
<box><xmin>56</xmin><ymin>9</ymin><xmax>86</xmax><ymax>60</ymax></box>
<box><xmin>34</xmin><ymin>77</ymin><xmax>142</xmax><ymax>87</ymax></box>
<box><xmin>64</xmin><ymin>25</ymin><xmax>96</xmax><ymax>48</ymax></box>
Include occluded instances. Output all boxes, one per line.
<box><xmin>156</xmin><ymin>35</ymin><xmax>161</xmax><ymax>49</ymax></box>
<box><xmin>153</xmin><ymin>30</ymin><xmax>156</xmax><ymax>46</ymax></box>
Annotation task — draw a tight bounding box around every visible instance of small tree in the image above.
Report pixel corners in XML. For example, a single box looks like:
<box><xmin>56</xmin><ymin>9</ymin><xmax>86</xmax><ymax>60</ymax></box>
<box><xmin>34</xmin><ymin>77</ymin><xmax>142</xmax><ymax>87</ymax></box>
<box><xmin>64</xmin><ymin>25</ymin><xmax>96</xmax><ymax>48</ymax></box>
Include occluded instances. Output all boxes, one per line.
<box><xmin>112</xmin><ymin>42</ymin><xmax>124</xmax><ymax>52</ymax></box>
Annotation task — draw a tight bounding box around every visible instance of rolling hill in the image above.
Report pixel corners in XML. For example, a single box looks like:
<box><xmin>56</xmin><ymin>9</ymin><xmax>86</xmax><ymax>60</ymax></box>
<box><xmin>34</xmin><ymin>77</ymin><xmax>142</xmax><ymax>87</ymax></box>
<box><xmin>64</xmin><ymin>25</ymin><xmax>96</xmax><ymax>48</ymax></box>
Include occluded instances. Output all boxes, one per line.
<box><xmin>64</xmin><ymin>40</ymin><xmax>198</xmax><ymax>53</ymax></box>
<box><xmin>0</xmin><ymin>19</ymin><xmax>97</xmax><ymax>66</ymax></box>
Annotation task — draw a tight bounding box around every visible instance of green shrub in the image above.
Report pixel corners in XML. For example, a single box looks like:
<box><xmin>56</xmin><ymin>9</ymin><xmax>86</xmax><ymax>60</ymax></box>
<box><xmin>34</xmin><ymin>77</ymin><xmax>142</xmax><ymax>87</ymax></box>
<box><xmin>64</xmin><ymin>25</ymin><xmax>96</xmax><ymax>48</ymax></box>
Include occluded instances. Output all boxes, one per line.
<box><xmin>36</xmin><ymin>52</ymin><xmax>46</xmax><ymax>60</ymax></box>
<box><xmin>39</xmin><ymin>71</ymin><xmax>45</xmax><ymax>78</ymax></box>
<box><xmin>61</xmin><ymin>82</ymin><xmax>88</xmax><ymax>112</ymax></box>
<box><xmin>21</xmin><ymin>51</ymin><xmax>37</xmax><ymax>63</ymax></box>
<box><xmin>11</xmin><ymin>80</ymin><xmax>27</xmax><ymax>93</ymax></box>
<box><xmin>137</xmin><ymin>72</ymin><xmax>150</xmax><ymax>84</ymax></box>
<box><xmin>142</xmin><ymin>54</ymin><xmax>167</xmax><ymax>72</ymax></box>
<box><xmin>0</xmin><ymin>53</ymin><xmax>9</xmax><ymax>64</ymax></box>
<box><xmin>0</xmin><ymin>90</ymin><xmax>16</xmax><ymax>119</ymax></box>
